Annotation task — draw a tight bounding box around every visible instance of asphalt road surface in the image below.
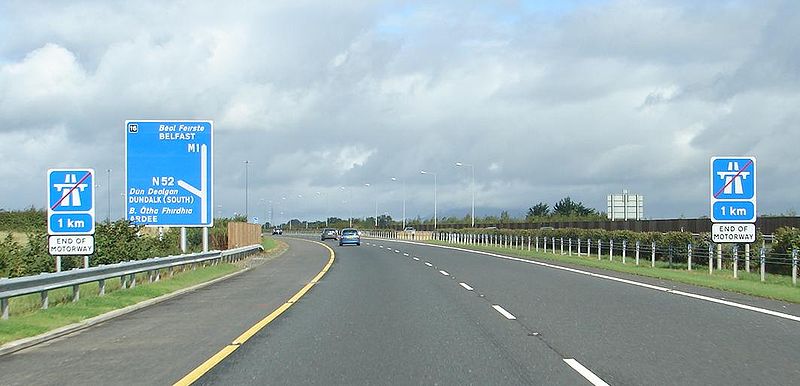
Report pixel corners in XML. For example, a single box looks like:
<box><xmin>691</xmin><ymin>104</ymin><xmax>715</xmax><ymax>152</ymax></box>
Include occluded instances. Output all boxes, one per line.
<box><xmin>200</xmin><ymin>236</ymin><xmax>799</xmax><ymax>385</ymax></box>
<box><xmin>3</xmin><ymin>236</ymin><xmax>799</xmax><ymax>385</ymax></box>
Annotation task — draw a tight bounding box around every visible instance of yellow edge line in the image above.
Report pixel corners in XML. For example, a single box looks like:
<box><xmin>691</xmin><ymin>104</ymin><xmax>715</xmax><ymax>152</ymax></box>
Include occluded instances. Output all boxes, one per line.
<box><xmin>173</xmin><ymin>240</ymin><xmax>335</xmax><ymax>386</ymax></box>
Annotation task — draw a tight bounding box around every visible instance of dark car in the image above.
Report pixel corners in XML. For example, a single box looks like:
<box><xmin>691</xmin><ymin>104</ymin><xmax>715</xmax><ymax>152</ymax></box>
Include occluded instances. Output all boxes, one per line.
<box><xmin>338</xmin><ymin>228</ymin><xmax>361</xmax><ymax>246</ymax></box>
<box><xmin>321</xmin><ymin>228</ymin><xmax>338</xmax><ymax>241</ymax></box>
<box><xmin>272</xmin><ymin>228</ymin><xmax>283</xmax><ymax>235</ymax></box>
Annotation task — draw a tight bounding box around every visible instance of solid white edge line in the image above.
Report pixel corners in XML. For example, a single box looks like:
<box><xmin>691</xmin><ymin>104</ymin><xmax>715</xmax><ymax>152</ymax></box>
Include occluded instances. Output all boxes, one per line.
<box><xmin>492</xmin><ymin>305</ymin><xmax>516</xmax><ymax>320</ymax></box>
<box><xmin>369</xmin><ymin>238</ymin><xmax>800</xmax><ymax>323</ymax></box>
<box><xmin>424</xmin><ymin>262</ymin><xmax>433</xmax><ymax>267</ymax></box>
<box><xmin>439</xmin><ymin>270</ymin><xmax>449</xmax><ymax>276</ymax></box>
<box><xmin>459</xmin><ymin>282</ymin><xmax>474</xmax><ymax>291</ymax></box>
<box><xmin>563</xmin><ymin>358</ymin><xmax>610</xmax><ymax>386</ymax></box>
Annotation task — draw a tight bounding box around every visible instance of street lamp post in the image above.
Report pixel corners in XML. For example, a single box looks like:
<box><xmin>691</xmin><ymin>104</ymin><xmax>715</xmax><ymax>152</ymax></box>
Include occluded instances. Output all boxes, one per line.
<box><xmin>391</xmin><ymin>177</ymin><xmax>405</xmax><ymax>229</ymax></box>
<box><xmin>106</xmin><ymin>169</ymin><xmax>112</xmax><ymax>223</ymax></box>
<box><xmin>455</xmin><ymin>162</ymin><xmax>475</xmax><ymax>227</ymax></box>
<box><xmin>364</xmin><ymin>183</ymin><xmax>377</xmax><ymax>227</ymax></box>
<box><xmin>340</xmin><ymin>187</ymin><xmax>352</xmax><ymax>227</ymax></box>
<box><xmin>244</xmin><ymin>161</ymin><xmax>250</xmax><ymax>220</ymax></box>
<box><xmin>420</xmin><ymin>170</ymin><xmax>438</xmax><ymax>229</ymax></box>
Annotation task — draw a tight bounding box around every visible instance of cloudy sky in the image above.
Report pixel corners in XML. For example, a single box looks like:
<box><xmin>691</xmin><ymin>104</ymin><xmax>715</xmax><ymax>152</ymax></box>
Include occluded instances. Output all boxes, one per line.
<box><xmin>1</xmin><ymin>0</ymin><xmax>798</xmax><ymax>224</ymax></box>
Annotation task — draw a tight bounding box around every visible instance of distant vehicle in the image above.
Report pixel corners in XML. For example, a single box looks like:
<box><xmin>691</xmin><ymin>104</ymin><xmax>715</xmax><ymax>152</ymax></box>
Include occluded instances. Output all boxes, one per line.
<box><xmin>484</xmin><ymin>226</ymin><xmax>498</xmax><ymax>230</ymax></box>
<box><xmin>403</xmin><ymin>226</ymin><xmax>415</xmax><ymax>233</ymax></box>
<box><xmin>539</xmin><ymin>226</ymin><xmax>555</xmax><ymax>231</ymax></box>
<box><xmin>338</xmin><ymin>228</ymin><xmax>361</xmax><ymax>246</ymax></box>
<box><xmin>272</xmin><ymin>228</ymin><xmax>283</xmax><ymax>235</ymax></box>
<box><xmin>321</xmin><ymin>228</ymin><xmax>338</xmax><ymax>241</ymax></box>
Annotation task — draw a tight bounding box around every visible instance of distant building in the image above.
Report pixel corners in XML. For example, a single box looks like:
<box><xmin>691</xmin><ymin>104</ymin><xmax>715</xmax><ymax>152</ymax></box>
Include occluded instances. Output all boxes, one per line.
<box><xmin>607</xmin><ymin>190</ymin><xmax>643</xmax><ymax>221</ymax></box>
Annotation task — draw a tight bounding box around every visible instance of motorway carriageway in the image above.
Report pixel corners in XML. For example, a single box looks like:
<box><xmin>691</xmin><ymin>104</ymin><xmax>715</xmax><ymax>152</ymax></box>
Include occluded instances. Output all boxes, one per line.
<box><xmin>2</xmin><ymin>237</ymin><xmax>800</xmax><ymax>385</ymax></box>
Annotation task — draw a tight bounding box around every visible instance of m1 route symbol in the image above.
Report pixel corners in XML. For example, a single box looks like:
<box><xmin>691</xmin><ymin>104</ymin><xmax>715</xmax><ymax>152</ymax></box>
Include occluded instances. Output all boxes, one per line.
<box><xmin>47</xmin><ymin>169</ymin><xmax>95</xmax><ymax>235</ymax></box>
<box><xmin>126</xmin><ymin>120</ymin><xmax>213</xmax><ymax>227</ymax></box>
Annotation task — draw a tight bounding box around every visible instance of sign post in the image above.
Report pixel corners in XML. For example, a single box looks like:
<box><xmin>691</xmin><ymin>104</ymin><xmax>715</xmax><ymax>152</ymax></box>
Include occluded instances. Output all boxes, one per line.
<box><xmin>126</xmin><ymin>120</ymin><xmax>213</xmax><ymax>251</ymax></box>
<box><xmin>47</xmin><ymin>169</ymin><xmax>96</xmax><ymax>270</ymax></box>
<box><xmin>710</xmin><ymin>156</ymin><xmax>756</xmax><ymax>243</ymax></box>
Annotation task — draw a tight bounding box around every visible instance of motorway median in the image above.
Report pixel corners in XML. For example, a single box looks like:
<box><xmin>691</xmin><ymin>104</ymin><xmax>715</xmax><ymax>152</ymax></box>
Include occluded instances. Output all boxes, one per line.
<box><xmin>0</xmin><ymin>236</ymin><xmax>286</xmax><ymax>346</ymax></box>
<box><xmin>423</xmin><ymin>240</ymin><xmax>800</xmax><ymax>304</ymax></box>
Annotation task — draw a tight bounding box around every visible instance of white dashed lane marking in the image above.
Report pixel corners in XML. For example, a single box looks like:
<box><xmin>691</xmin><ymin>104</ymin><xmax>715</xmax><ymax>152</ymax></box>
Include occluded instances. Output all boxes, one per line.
<box><xmin>492</xmin><ymin>305</ymin><xmax>516</xmax><ymax>320</ymax></box>
<box><xmin>459</xmin><ymin>282</ymin><xmax>474</xmax><ymax>291</ymax></box>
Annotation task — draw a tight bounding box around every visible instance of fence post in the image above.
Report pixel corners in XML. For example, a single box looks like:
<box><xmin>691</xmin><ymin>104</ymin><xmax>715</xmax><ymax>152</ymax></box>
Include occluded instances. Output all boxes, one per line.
<box><xmin>793</xmin><ymin>249</ymin><xmax>798</xmax><ymax>286</ymax></box>
<box><xmin>541</xmin><ymin>236</ymin><xmax>545</xmax><ymax>252</ymax></box>
<box><xmin>717</xmin><ymin>244</ymin><xmax>723</xmax><ymax>271</ymax></box>
<box><xmin>609</xmin><ymin>240</ymin><xmax>614</xmax><ymax>261</ymax></box>
<box><xmin>687</xmin><ymin>243</ymin><xmax>692</xmax><ymax>271</ymax></box>
<box><xmin>560</xmin><ymin>237</ymin><xmax>564</xmax><ymax>255</ymax></box>
<box><xmin>708</xmin><ymin>244</ymin><xmax>713</xmax><ymax>275</ymax></box>
<box><xmin>651</xmin><ymin>242</ymin><xmax>656</xmax><ymax>268</ymax></box>
<box><xmin>733</xmin><ymin>245</ymin><xmax>739</xmax><ymax>279</ymax></box>
<box><xmin>552</xmin><ymin>237</ymin><xmax>556</xmax><ymax>254</ymax></box>
<box><xmin>528</xmin><ymin>236</ymin><xmax>531</xmax><ymax>251</ymax></box>
<box><xmin>598</xmin><ymin>240</ymin><xmax>602</xmax><ymax>260</ymax></box>
<box><xmin>635</xmin><ymin>241</ymin><xmax>640</xmax><ymax>265</ymax></box>
<box><xmin>588</xmin><ymin>239</ymin><xmax>592</xmax><ymax>259</ymax></box>
<box><xmin>569</xmin><ymin>239</ymin><xmax>573</xmax><ymax>256</ymax></box>
<box><xmin>622</xmin><ymin>240</ymin><xmax>627</xmax><ymax>264</ymax></box>
<box><xmin>745</xmin><ymin>244</ymin><xmax>751</xmax><ymax>273</ymax></box>
<box><xmin>577</xmin><ymin>238</ymin><xmax>582</xmax><ymax>257</ymax></box>
<box><xmin>760</xmin><ymin>247</ymin><xmax>766</xmax><ymax>282</ymax></box>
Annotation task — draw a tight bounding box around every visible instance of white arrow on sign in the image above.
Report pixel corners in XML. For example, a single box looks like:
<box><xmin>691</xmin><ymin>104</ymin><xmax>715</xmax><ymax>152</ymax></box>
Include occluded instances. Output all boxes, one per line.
<box><xmin>176</xmin><ymin>144</ymin><xmax>208</xmax><ymax>224</ymax></box>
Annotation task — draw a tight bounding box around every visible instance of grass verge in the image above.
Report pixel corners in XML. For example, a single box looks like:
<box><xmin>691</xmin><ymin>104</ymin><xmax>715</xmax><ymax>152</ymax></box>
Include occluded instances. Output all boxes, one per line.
<box><xmin>0</xmin><ymin>263</ymin><xmax>239</xmax><ymax>345</ymax></box>
<box><xmin>424</xmin><ymin>241</ymin><xmax>800</xmax><ymax>304</ymax></box>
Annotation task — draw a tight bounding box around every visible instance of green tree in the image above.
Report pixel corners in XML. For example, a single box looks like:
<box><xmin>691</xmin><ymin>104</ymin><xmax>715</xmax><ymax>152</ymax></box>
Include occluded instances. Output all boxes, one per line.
<box><xmin>552</xmin><ymin>197</ymin><xmax>596</xmax><ymax>217</ymax></box>
<box><xmin>527</xmin><ymin>202</ymin><xmax>550</xmax><ymax>220</ymax></box>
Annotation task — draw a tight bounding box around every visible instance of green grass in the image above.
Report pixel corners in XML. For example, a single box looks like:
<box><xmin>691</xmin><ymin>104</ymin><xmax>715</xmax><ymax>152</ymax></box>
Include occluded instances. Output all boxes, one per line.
<box><xmin>261</xmin><ymin>236</ymin><xmax>278</xmax><ymax>252</ymax></box>
<box><xmin>426</xmin><ymin>241</ymin><xmax>800</xmax><ymax>304</ymax></box>
<box><xmin>0</xmin><ymin>263</ymin><xmax>238</xmax><ymax>345</ymax></box>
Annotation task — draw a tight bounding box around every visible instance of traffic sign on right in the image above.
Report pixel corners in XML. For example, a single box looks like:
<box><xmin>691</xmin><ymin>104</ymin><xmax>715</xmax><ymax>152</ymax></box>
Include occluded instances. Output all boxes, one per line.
<box><xmin>710</xmin><ymin>156</ymin><xmax>756</xmax><ymax>242</ymax></box>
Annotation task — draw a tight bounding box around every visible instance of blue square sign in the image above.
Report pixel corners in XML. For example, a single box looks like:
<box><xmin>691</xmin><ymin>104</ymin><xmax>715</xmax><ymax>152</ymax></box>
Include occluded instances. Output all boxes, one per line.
<box><xmin>710</xmin><ymin>156</ymin><xmax>756</xmax><ymax>223</ymax></box>
<box><xmin>47</xmin><ymin>169</ymin><xmax>95</xmax><ymax>235</ymax></box>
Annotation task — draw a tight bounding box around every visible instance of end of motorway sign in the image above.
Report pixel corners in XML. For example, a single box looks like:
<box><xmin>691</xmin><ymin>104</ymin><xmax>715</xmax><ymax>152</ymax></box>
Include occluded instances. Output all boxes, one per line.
<box><xmin>710</xmin><ymin>156</ymin><xmax>756</xmax><ymax>242</ymax></box>
<box><xmin>125</xmin><ymin>120</ymin><xmax>213</xmax><ymax>227</ymax></box>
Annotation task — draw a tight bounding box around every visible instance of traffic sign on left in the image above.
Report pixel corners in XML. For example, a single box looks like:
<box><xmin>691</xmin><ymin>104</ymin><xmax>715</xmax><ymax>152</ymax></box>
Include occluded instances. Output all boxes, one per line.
<box><xmin>47</xmin><ymin>169</ymin><xmax>95</xmax><ymax>235</ymax></box>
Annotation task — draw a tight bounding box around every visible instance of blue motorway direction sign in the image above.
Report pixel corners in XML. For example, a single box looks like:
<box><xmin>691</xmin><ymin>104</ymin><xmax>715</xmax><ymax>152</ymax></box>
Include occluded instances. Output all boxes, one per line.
<box><xmin>48</xmin><ymin>169</ymin><xmax>95</xmax><ymax>235</ymax></box>
<box><xmin>126</xmin><ymin>120</ymin><xmax>213</xmax><ymax>227</ymax></box>
<box><xmin>710</xmin><ymin>156</ymin><xmax>756</xmax><ymax>223</ymax></box>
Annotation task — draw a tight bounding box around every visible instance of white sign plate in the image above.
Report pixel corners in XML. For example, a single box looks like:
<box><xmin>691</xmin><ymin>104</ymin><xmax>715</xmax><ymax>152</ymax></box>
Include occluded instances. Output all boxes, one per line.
<box><xmin>49</xmin><ymin>235</ymin><xmax>95</xmax><ymax>256</ymax></box>
<box><xmin>711</xmin><ymin>223</ymin><xmax>755</xmax><ymax>243</ymax></box>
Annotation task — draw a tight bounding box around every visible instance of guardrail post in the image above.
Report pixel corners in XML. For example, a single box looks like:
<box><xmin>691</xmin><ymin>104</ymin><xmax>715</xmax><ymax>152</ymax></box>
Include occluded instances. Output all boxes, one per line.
<box><xmin>792</xmin><ymin>249</ymin><xmax>798</xmax><ymax>286</ymax></box>
<box><xmin>41</xmin><ymin>291</ymin><xmax>49</xmax><ymax>309</ymax></box>
<box><xmin>99</xmin><ymin>280</ymin><xmax>105</xmax><ymax>296</ymax></box>
<box><xmin>651</xmin><ymin>242</ymin><xmax>656</xmax><ymax>268</ymax></box>
<box><xmin>609</xmin><ymin>240</ymin><xmax>614</xmax><ymax>261</ymax></box>
<box><xmin>622</xmin><ymin>240</ymin><xmax>627</xmax><ymax>264</ymax></box>
<box><xmin>1</xmin><ymin>298</ymin><xmax>8</xmax><ymax>320</ymax></box>
<box><xmin>635</xmin><ymin>241</ymin><xmax>640</xmax><ymax>265</ymax></box>
<box><xmin>130</xmin><ymin>274</ymin><xmax>137</xmax><ymax>288</ymax></box>
<box><xmin>155</xmin><ymin>269</ymin><xmax>161</xmax><ymax>282</ymax></box>
<box><xmin>760</xmin><ymin>247</ymin><xmax>766</xmax><ymax>282</ymax></box>
<box><xmin>733</xmin><ymin>245</ymin><xmax>739</xmax><ymax>279</ymax></box>
<box><xmin>745</xmin><ymin>244</ymin><xmax>751</xmax><ymax>273</ymax></box>
<box><xmin>72</xmin><ymin>284</ymin><xmax>80</xmax><ymax>302</ymax></box>
<box><xmin>687</xmin><ymin>243</ymin><xmax>692</xmax><ymax>271</ymax></box>
<box><xmin>597</xmin><ymin>240</ymin><xmax>602</xmax><ymax>260</ymax></box>
<box><xmin>148</xmin><ymin>270</ymin><xmax>154</xmax><ymax>283</ymax></box>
